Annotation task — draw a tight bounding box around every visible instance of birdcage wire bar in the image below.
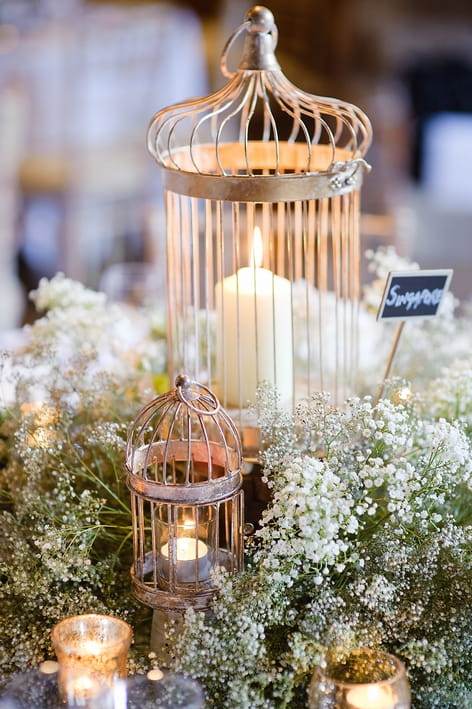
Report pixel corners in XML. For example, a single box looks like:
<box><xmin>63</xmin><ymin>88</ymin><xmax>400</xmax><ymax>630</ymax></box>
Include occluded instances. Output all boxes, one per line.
<box><xmin>163</xmin><ymin>192</ymin><xmax>363</xmax><ymax>403</ymax></box>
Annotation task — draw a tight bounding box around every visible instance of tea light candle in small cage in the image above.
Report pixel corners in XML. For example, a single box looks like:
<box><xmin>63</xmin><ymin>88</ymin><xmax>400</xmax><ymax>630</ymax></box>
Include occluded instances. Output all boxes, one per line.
<box><xmin>147</xmin><ymin>5</ymin><xmax>372</xmax><ymax>450</ymax></box>
<box><xmin>125</xmin><ymin>374</ymin><xmax>244</xmax><ymax>650</ymax></box>
<box><xmin>308</xmin><ymin>648</ymin><xmax>411</xmax><ymax>709</ymax></box>
<box><xmin>51</xmin><ymin>614</ymin><xmax>132</xmax><ymax>706</ymax></box>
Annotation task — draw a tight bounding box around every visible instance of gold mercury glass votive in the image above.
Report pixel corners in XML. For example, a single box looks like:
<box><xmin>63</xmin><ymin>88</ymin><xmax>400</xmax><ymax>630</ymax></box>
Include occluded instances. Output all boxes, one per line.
<box><xmin>308</xmin><ymin>648</ymin><xmax>411</xmax><ymax>709</ymax></box>
<box><xmin>51</xmin><ymin>614</ymin><xmax>132</xmax><ymax>706</ymax></box>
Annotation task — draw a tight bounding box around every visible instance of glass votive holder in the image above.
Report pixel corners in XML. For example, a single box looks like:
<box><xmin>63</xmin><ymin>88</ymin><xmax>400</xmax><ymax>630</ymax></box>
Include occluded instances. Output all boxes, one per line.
<box><xmin>0</xmin><ymin>663</ymin><xmax>60</xmax><ymax>709</ymax></box>
<box><xmin>155</xmin><ymin>506</ymin><xmax>217</xmax><ymax>588</ymax></box>
<box><xmin>51</xmin><ymin>614</ymin><xmax>132</xmax><ymax>706</ymax></box>
<box><xmin>90</xmin><ymin>670</ymin><xmax>204</xmax><ymax>709</ymax></box>
<box><xmin>308</xmin><ymin>648</ymin><xmax>411</xmax><ymax>709</ymax></box>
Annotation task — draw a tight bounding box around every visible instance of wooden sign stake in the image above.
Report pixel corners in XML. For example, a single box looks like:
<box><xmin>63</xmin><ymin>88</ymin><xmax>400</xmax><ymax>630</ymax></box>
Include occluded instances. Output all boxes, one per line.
<box><xmin>374</xmin><ymin>320</ymin><xmax>405</xmax><ymax>407</ymax></box>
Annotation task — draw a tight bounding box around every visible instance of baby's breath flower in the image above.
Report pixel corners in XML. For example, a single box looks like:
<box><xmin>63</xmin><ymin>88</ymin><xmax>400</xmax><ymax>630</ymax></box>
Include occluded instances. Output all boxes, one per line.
<box><xmin>1</xmin><ymin>255</ymin><xmax>472</xmax><ymax>709</ymax></box>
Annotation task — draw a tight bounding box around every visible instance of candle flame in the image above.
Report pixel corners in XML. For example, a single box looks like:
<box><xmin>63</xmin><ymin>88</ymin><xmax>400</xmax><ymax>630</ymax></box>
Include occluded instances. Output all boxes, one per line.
<box><xmin>250</xmin><ymin>226</ymin><xmax>263</xmax><ymax>269</ymax></box>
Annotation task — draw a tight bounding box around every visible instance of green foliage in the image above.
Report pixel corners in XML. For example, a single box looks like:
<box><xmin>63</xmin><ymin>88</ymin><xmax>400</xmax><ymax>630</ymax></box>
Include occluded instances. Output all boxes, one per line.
<box><xmin>1</xmin><ymin>269</ymin><xmax>472</xmax><ymax>709</ymax></box>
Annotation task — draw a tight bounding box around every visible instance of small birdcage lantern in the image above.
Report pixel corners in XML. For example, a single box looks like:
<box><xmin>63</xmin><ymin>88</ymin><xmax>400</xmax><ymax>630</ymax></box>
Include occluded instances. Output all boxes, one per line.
<box><xmin>147</xmin><ymin>5</ymin><xmax>372</xmax><ymax>449</ymax></box>
<box><xmin>125</xmin><ymin>374</ymin><xmax>244</xmax><ymax>617</ymax></box>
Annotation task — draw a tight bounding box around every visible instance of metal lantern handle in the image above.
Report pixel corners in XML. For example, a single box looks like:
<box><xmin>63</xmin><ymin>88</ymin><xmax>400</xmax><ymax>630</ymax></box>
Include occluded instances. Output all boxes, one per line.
<box><xmin>220</xmin><ymin>6</ymin><xmax>279</xmax><ymax>79</ymax></box>
<box><xmin>175</xmin><ymin>374</ymin><xmax>221</xmax><ymax>416</ymax></box>
<box><xmin>220</xmin><ymin>21</ymin><xmax>249</xmax><ymax>78</ymax></box>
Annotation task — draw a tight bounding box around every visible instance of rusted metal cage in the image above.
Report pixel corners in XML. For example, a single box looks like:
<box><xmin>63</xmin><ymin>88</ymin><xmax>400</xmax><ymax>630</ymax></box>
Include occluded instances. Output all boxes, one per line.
<box><xmin>126</xmin><ymin>374</ymin><xmax>244</xmax><ymax>613</ymax></box>
<box><xmin>147</xmin><ymin>5</ymin><xmax>372</xmax><ymax>449</ymax></box>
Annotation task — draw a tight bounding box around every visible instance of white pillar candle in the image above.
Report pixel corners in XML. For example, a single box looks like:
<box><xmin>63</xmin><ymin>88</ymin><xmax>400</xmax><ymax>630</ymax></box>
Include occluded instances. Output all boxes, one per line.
<box><xmin>215</xmin><ymin>227</ymin><xmax>293</xmax><ymax>408</ymax></box>
<box><xmin>346</xmin><ymin>683</ymin><xmax>396</xmax><ymax>709</ymax></box>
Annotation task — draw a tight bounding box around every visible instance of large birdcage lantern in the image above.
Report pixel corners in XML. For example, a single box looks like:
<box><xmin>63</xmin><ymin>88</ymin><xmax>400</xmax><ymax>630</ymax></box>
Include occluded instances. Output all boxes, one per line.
<box><xmin>126</xmin><ymin>375</ymin><xmax>244</xmax><ymax>615</ymax></box>
<box><xmin>147</xmin><ymin>5</ymin><xmax>372</xmax><ymax>449</ymax></box>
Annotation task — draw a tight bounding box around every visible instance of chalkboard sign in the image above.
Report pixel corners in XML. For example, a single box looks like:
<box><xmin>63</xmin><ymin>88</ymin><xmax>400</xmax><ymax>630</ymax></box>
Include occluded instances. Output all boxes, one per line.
<box><xmin>377</xmin><ymin>269</ymin><xmax>453</xmax><ymax>320</ymax></box>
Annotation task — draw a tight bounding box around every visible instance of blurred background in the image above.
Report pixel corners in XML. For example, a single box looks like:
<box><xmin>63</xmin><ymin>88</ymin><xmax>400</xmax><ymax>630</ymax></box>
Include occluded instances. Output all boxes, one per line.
<box><xmin>1</xmin><ymin>0</ymin><xmax>471</xmax><ymax>330</ymax></box>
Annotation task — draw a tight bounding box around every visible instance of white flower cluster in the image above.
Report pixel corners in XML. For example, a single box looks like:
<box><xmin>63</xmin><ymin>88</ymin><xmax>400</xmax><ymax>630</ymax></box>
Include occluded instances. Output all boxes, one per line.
<box><xmin>253</xmin><ymin>390</ymin><xmax>472</xmax><ymax>594</ymax></box>
<box><xmin>173</xmin><ymin>377</ymin><xmax>472</xmax><ymax>708</ymax></box>
<box><xmin>26</xmin><ymin>273</ymin><xmax>165</xmax><ymax>388</ymax></box>
<box><xmin>0</xmin><ymin>275</ymin><xmax>162</xmax><ymax>681</ymax></box>
<box><xmin>1</xmin><ymin>259</ymin><xmax>471</xmax><ymax>707</ymax></box>
<box><xmin>30</xmin><ymin>273</ymin><xmax>107</xmax><ymax>313</ymax></box>
<box><xmin>255</xmin><ymin>456</ymin><xmax>358</xmax><ymax>582</ymax></box>
<box><xmin>425</xmin><ymin>356</ymin><xmax>472</xmax><ymax>430</ymax></box>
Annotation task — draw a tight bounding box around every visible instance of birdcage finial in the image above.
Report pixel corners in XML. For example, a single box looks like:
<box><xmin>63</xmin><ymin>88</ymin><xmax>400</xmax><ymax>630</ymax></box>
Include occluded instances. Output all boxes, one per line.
<box><xmin>174</xmin><ymin>374</ymin><xmax>221</xmax><ymax>413</ymax></box>
<box><xmin>224</xmin><ymin>5</ymin><xmax>279</xmax><ymax>75</ymax></box>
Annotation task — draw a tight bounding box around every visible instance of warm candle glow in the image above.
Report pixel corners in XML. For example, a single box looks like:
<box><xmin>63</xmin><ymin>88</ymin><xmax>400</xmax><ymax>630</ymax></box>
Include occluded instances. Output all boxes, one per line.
<box><xmin>69</xmin><ymin>675</ymin><xmax>96</xmax><ymax>693</ymax></box>
<box><xmin>161</xmin><ymin>537</ymin><xmax>208</xmax><ymax>561</ymax></box>
<box><xmin>158</xmin><ymin>530</ymin><xmax>212</xmax><ymax>583</ymax></box>
<box><xmin>65</xmin><ymin>673</ymin><xmax>100</xmax><ymax>707</ymax></box>
<box><xmin>215</xmin><ymin>226</ymin><xmax>293</xmax><ymax>407</ymax></box>
<box><xmin>77</xmin><ymin>640</ymin><xmax>102</xmax><ymax>657</ymax></box>
<box><xmin>308</xmin><ymin>648</ymin><xmax>411</xmax><ymax>709</ymax></box>
<box><xmin>51</xmin><ymin>614</ymin><xmax>132</xmax><ymax>704</ymax></box>
<box><xmin>346</xmin><ymin>683</ymin><xmax>395</xmax><ymax>709</ymax></box>
<box><xmin>251</xmin><ymin>225</ymin><xmax>263</xmax><ymax>268</ymax></box>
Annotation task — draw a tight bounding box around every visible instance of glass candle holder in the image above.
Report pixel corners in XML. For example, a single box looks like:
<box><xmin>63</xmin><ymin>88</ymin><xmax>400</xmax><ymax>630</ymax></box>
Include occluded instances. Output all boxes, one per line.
<box><xmin>155</xmin><ymin>506</ymin><xmax>217</xmax><ymax>587</ymax></box>
<box><xmin>90</xmin><ymin>670</ymin><xmax>204</xmax><ymax>709</ymax></box>
<box><xmin>308</xmin><ymin>648</ymin><xmax>411</xmax><ymax>709</ymax></box>
<box><xmin>0</xmin><ymin>663</ymin><xmax>60</xmax><ymax>709</ymax></box>
<box><xmin>51</xmin><ymin>614</ymin><xmax>132</xmax><ymax>706</ymax></box>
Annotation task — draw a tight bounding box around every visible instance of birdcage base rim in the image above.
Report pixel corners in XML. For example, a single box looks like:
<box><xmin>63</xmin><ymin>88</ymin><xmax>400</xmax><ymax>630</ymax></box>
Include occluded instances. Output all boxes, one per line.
<box><xmin>131</xmin><ymin>574</ymin><xmax>217</xmax><ymax>612</ymax></box>
<box><xmin>131</xmin><ymin>546</ymin><xmax>242</xmax><ymax>611</ymax></box>
<box><xmin>134</xmin><ymin>586</ymin><xmax>215</xmax><ymax>612</ymax></box>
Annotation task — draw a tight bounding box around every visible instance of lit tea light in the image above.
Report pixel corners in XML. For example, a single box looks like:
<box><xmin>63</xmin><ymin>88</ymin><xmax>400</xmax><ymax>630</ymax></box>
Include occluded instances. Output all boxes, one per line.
<box><xmin>346</xmin><ymin>683</ymin><xmax>396</xmax><ymax>709</ymax></box>
<box><xmin>159</xmin><ymin>537</ymin><xmax>210</xmax><ymax>583</ymax></box>
<box><xmin>308</xmin><ymin>648</ymin><xmax>411</xmax><ymax>709</ymax></box>
<box><xmin>65</xmin><ymin>673</ymin><xmax>101</xmax><ymax>707</ymax></box>
<box><xmin>161</xmin><ymin>537</ymin><xmax>208</xmax><ymax>561</ymax></box>
<box><xmin>51</xmin><ymin>614</ymin><xmax>132</xmax><ymax>705</ymax></box>
<box><xmin>75</xmin><ymin>640</ymin><xmax>102</xmax><ymax>657</ymax></box>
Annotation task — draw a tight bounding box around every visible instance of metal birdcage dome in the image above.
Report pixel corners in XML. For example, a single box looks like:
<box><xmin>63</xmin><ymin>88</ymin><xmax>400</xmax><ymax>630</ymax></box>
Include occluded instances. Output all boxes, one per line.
<box><xmin>126</xmin><ymin>375</ymin><xmax>244</xmax><ymax>613</ymax></box>
<box><xmin>126</xmin><ymin>374</ymin><xmax>242</xmax><ymax>500</ymax></box>
<box><xmin>147</xmin><ymin>5</ymin><xmax>372</xmax><ymax>200</ymax></box>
